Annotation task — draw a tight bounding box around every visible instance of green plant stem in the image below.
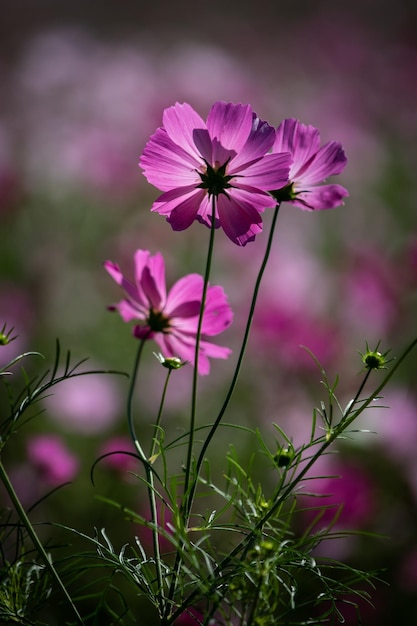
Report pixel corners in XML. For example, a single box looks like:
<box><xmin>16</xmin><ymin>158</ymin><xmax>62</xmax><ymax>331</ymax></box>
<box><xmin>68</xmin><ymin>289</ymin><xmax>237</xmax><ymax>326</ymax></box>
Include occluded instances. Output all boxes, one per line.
<box><xmin>183</xmin><ymin>194</ymin><xmax>217</xmax><ymax>507</ymax></box>
<box><xmin>164</xmin><ymin>196</ymin><xmax>217</xmax><ymax>623</ymax></box>
<box><xmin>0</xmin><ymin>459</ymin><xmax>85</xmax><ymax>625</ymax></box>
<box><xmin>189</xmin><ymin>203</ymin><xmax>282</xmax><ymax>512</ymax></box>
<box><xmin>149</xmin><ymin>368</ymin><xmax>173</xmax><ymax>462</ymax></box>
<box><xmin>229</xmin><ymin>335</ymin><xmax>417</xmax><ymax>560</ymax></box>
<box><xmin>126</xmin><ymin>339</ymin><xmax>165</xmax><ymax>613</ymax></box>
<box><xmin>168</xmin><ymin>334</ymin><xmax>417</xmax><ymax>624</ymax></box>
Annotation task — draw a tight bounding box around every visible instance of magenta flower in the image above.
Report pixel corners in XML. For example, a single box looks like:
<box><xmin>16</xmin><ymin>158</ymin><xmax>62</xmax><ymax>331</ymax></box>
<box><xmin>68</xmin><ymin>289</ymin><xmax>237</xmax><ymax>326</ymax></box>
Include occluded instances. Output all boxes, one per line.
<box><xmin>270</xmin><ymin>118</ymin><xmax>348</xmax><ymax>210</ymax></box>
<box><xmin>104</xmin><ymin>249</ymin><xmax>233</xmax><ymax>375</ymax></box>
<box><xmin>27</xmin><ymin>435</ymin><xmax>79</xmax><ymax>486</ymax></box>
<box><xmin>139</xmin><ymin>101</ymin><xmax>291</xmax><ymax>246</ymax></box>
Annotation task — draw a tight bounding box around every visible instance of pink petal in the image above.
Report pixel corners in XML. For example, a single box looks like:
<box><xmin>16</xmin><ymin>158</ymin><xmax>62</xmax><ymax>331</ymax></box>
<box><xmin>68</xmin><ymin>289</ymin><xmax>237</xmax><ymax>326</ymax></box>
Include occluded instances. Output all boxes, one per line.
<box><xmin>151</xmin><ymin>186</ymin><xmax>203</xmax><ymax>216</ymax></box>
<box><xmin>133</xmin><ymin>325</ymin><xmax>154</xmax><ymax>339</ymax></box>
<box><xmin>229</xmin><ymin>185</ymin><xmax>272</xmax><ymax>212</ymax></box>
<box><xmin>104</xmin><ymin>260</ymin><xmax>144</xmax><ymax>306</ymax></box>
<box><xmin>199</xmin><ymin>339</ymin><xmax>232</xmax><ymax>360</ymax></box>
<box><xmin>292</xmin><ymin>184</ymin><xmax>349</xmax><ymax>210</ymax></box>
<box><xmin>216</xmin><ymin>192</ymin><xmax>263</xmax><ymax>246</ymax></box>
<box><xmin>140</xmin><ymin>128</ymin><xmax>201</xmax><ymax>190</ymax></box>
<box><xmin>138</xmin><ymin>251</ymin><xmax>166</xmax><ymax>308</ymax></box>
<box><xmin>166</xmin><ymin>190</ymin><xmax>207</xmax><ymax>230</ymax></box>
<box><xmin>110</xmin><ymin>299</ymin><xmax>147</xmax><ymax>322</ymax></box>
<box><xmin>274</xmin><ymin>119</ymin><xmax>321</xmax><ymax>178</ymax></box>
<box><xmin>201</xmin><ymin>285</ymin><xmax>233</xmax><ymax>335</ymax></box>
<box><xmin>234</xmin><ymin>152</ymin><xmax>291</xmax><ymax>190</ymax></box>
<box><xmin>196</xmin><ymin>193</ymin><xmax>217</xmax><ymax>226</ymax></box>
<box><xmin>229</xmin><ymin>116</ymin><xmax>276</xmax><ymax>170</ymax></box>
<box><xmin>162</xmin><ymin>102</ymin><xmax>207</xmax><ymax>162</ymax></box>
<box><xmin>297</xmin><ymin>142</ymin><xmax>347</xmax><ymax>185</ymax></box>
<box><xmin>166</xmin><ymin>274</ymin><xmax>203</xmax><ymax>315</ymax></box>
<box><xmin>207</xmin><ymin>102</ymin><xmax>253</xmax><ymax>163</ymax></box>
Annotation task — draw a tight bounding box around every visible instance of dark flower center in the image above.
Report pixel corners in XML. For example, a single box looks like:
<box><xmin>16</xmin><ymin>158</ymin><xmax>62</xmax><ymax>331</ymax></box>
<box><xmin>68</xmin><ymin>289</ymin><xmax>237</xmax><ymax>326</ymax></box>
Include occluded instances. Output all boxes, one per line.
<box><xmin>148</xmin><ymin>309</ymin><xmax>171</xmax><ymax>333</ymax></box>
<box><xmin>197</xmin><ymin>160</ymin><xmax>233</xmax><ymax>197</ymax></box>
<box><xmin>270</xmin><ymin>182</ymin><xmax>297</xmax><ymax>203</ymax></box>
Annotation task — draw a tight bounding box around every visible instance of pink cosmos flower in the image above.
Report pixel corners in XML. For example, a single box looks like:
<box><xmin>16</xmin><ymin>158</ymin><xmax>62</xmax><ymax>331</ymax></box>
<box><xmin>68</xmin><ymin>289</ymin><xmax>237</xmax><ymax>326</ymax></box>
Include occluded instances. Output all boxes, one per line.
<box><xmin>104</xmin><ymin>249</ymin><xmax>233</xmax><ymax>375</ymax></box>
<box><xmin>139</xmin><ymin>101</ymin><xmax>291</xmax><ymax>246</ymax></box>
<box><xmin>270</xmin><ymin>118</ymin><xmax>348</xmax><ymax>210</ymax></box>
<box><xmin>27</xmin><ymin>434</ymin><xmax>79</xmax><ymax>486</ymax></box>
<box><xmin>43</xmin><ymin>369</ymin><xmax>122</xmax><ymax>434</ymax></box>
<box><xmin>98</xmin><ymin>436</ymin><xmax>137</xmax><ymax>474</ymax></box>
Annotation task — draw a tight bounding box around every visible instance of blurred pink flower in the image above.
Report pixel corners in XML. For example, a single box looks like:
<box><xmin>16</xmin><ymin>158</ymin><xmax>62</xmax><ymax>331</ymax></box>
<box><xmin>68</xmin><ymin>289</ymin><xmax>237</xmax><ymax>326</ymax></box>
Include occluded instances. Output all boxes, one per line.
<box><xmin>302</xmin><ymin>462</ymin><xmax>376</xmax><ymax>530</ymax></box>
<box><xmin>140</xmin><ymin>101</ymin><xmax>291</xmax><ymax>245</ymax></box>
<box><xmin>342</xmin><ymin>247</ymin><xmax>403</xmax><ymax>337</ymax></box>
<box><xmin>271</xmin><ymin>118</ymin><xmax>348</xmax><ymax>210</ymax></box>
<box><xmin>43</xmin><ymin>370</ymin><xmax>122</xmax><ymax>434</ymax></box>
<box><xmin>254</xmin><ymin>306</ymin><xmax>340</xmax><ymax>372</ymax></box>
<box><xmin>98</xmin><ymin>436</ymin><xmax>137</xmax><ymax>474</ymax></box>
<box><xmin>105</xmin><ymin>249</ymin><xmax>233</xmax><ymax>375</ymax></box>
<box><xmin>27</xmin><ymin>434</ymin><xmax>79</xmax><ymax>486</ymax></box>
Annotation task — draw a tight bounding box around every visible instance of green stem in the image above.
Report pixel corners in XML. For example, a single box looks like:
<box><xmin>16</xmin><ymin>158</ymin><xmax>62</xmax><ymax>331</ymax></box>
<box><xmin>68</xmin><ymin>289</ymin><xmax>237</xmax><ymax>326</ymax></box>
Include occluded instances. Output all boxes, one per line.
<box><xmin>126</xmin><ymin>338</ymin><xmax>148</xmax><ymax>462</ymax></box>
<box><xmin>149</xmin><ymin>368</ymin><xmax>173</xmax><ymax>462</ymax></box>
<box><xmin>191</xmin><ymin>203</ymin><xmax>282</xmax><ymax>508</ymax></box>
<box><xmin>165</xmin><ymin>203</ymin><xmax>282</xmax><ymax>626</ymax></box>
<box><xmin>168</xmin><ymin>334</ymin><xmax>417</xmax><ymax>624</ymax></box>
<box><xmin>183</xmin><ymin>195</ymin><xmax>217</xmax><ymax>510</ymax></box>
<box><xmin>0</xmin><ymin>459</ymin><xmax>85</xmax><ymax>625</ymax></box>
<box><xmin>164</xmin><ymin>196</ymin><xmax>217</xmax><ymax>623</ymax></box>
<box><xmin>126</xmin><ymin>339</ymin><xmax>165</xmax><ymax>613</ymax></box>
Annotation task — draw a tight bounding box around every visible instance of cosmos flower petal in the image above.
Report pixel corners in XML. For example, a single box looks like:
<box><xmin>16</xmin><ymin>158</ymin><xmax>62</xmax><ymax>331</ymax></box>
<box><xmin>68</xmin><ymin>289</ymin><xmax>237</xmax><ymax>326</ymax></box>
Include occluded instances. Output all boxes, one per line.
<box><xmin>201</xmin><ymin>285</ymin><xmax>234</xmax><ymax>335</ymax></box>
<box><xmin>105</xmin><ymin>250</ymin><xmax>232</xmax><ymax>375</ymax></box>
<box><xmin>142</xmin><ymin>250</ymin><xmax>167</xmax><ymax>305</ymax></box>
<box><xmin>109</xmin><ymin>299</ymin><xmax>147</xmax><ymax>322</ymax></box>
<box><xmin>216</xmin><ymin>192</ymin><xmax>263</xmax><ymax>246</ymax></box>
<box><xmin>274</xmin><ymin>119</ymin><xmax>321</xmax><ymax>177</ymax></box>
<box><xmin>132</xmin><ymin>250</ymin><xmax>164</xmax><ymax>309</ymax></box>
<box><xmin>237</xmin><ymin>152</ymin><xmax>291</xmax><ymax>190</ymax></box>
<box><xmin>293</xmin><ymin>184</ymin><xmax>349</xmax><ymax>210</ymax></box>
<box><xmin>162</xmin><ymin>102</ymin><xmax>207</xmax><ymax>161</ymax></box>
<box><xmin>206</xmin><ymin>102</ymin><xmax>253</xmax><ymax>157</ymax></box>
<box><xmin>140</xmin><ymin>128</ymin><xmax>201</xmax><ymax>190</ymax></box>
<box><xmin>166</xmin><ymin>274</ymin><xmax>203</xmax><ymax>316</ymax></box>
<box><xmin>104</xmin><ymin>261</ymin><xmax>144</xmax><ymax>306</ymax></box>
<box><xmin>167</xmin><ymin>191</ymin><xmax>206</xmax><ymax>231</ymax></box>
<box><xmin>299</xmin><ymin>142</ymin><xmax>348</xmax><ymax>185</ymax></box>
<box><xmin>230</xmin><ymin>116</ymin><xmax>276</xmax><ymax>169</ymax></box>
<box><xmin>272</xmin><ymin>118</ymin><xmax>348</xmax><ymax>211</ymax></box>
<box><xmin>150</xmin><ymin>186</ymin><xmax>202</xmax><ymax>216</ymax></box>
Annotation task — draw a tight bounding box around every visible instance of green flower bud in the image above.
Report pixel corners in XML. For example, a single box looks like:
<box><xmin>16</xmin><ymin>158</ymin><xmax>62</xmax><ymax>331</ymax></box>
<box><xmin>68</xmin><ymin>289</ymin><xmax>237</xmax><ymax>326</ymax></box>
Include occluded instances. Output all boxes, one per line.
<box><xmin>153</xmin><ymin>352</ymin><xmax>187</xmax><ymax>370</ymax></box>
<box><xmin>0</xmin><ymin>324</ymin><xmax>16</xmax><ymax>346</ymax></box>
<box><xmin>274</xmin><ymin>445</ymin><xmax>294</xmax><ymax>467</ymax></box>
<box><xmin>360</xmin><ymin>342</ymin><xmax>391</xmax><ymax>370</ymax></box>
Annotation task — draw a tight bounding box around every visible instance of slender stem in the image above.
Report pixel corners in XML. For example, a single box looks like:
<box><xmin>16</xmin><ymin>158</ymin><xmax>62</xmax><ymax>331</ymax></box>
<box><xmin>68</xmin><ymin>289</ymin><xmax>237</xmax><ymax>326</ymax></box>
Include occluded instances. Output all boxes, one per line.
<box><xmin>183</xmin><ymin>194</ymin><xmax>217</xmax><ymax>509</ymax></box>
<box><xmin>126</xmin><ymin>338</ymin><xmax>148</xmax><ymax>462</ymax></box>
<box><xmin>0</xmin><ymin>460</ymin><xmax>85</xmax><ymax>625</ymax></box>
<box><xmin>126</xmin><ymin>339</ymin><xmax>165</xmax><ymax>613</ymax></box>
<box><xmin>164</xmin><ymin>196</ymin><xmax>217</xmax><ymax>623</ymax></box>
<box><xmin>167</xmin><ymin>334</ymin><xmax>417</xmax><ymax>624</ymax></box>
<box><xmin>149</xmin><ymin>368</ymin><xmax>173</xmax><ymax>461</ymax></box>
<box><xmin>166</xmin><ymin>203</ymin><xmax>282</xmax><ymax>626</ymax></box>
<box><xmin>190</xmin><ymin>203</ymin><xmax>282</xmax><ymax>508</ymax></box>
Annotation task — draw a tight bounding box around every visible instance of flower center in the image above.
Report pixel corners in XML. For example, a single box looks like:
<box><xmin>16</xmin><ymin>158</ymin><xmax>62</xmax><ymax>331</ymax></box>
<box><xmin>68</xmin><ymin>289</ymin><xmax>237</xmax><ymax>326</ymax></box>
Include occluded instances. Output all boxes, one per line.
<box><xmin>197</xmin><ymin>159</ymin><xmax>233</xmax><ymax>197</ymax></box>
<box><xmin>147</xmin><ymin>309</ymin><xmax>171</xmax><ymax>333</ymax></box>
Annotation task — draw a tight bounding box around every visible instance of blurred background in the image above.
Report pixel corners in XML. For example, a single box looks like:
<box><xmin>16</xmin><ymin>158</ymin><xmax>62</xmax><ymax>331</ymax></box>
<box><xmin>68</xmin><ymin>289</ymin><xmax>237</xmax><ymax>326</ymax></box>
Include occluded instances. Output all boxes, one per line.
<box><xmin>1</xmin><ymin>0</ymin><xmax>417</xmax><ymax>623</ymax></box>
